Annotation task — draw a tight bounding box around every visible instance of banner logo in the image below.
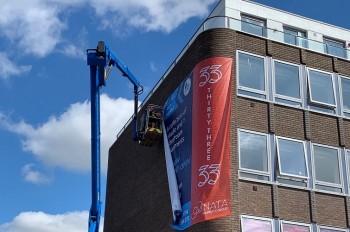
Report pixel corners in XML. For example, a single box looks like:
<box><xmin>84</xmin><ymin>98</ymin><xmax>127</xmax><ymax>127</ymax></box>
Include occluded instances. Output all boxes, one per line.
<box><xmin>192</xmin><ymin>200</ymin><xmax>229</xmax><ymax>220</ymax></box>
<box><xmin>184</xmin><ymin>77</ymin><xmax>191</xmax><ymax>96</ymax></box>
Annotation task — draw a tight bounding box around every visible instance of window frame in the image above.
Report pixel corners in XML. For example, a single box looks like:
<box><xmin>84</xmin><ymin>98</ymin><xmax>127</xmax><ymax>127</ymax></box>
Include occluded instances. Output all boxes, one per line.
<box><xmin>272</xmin><ymin>59</ymin><xmax>303</xmax><ymax>106</ymax></box>
<box><xmin>241</xmin><ymin>215</ymin><xmax>274</xmax><ymax>232</ymax></box>
<box><xmin>280</xmin><ymin>220</ymin><xmax>311</xmax><ymax>232</ymax></box>
<box><xmin>345</xmin><ymin>149</ymin><xmax>350</xmax><ymax>192</ymax></box>
<box><xmin>317</xmin><ymin>225</ymin><xmax>348</xmax><ymax>232</ymax></box>
<box><xmin>238</xmin><ymin>129</ymin><xmax>270</xmax><ymax>179</ymax></box>
<box><xmin>339</xmin><ymin>75</ymin><xmax>350</xmax><ymax>116</ymax></box>
<box><xmin>323</xmin><ymin>37</ymin><xmax>347</xmax><ymax>59</ymax></box>
<box><xmin>276</xmin><ymin>136</ymin><xmax>309</xmax><ymax>180</ymax></box>
<box><xmin>241</xmin><ymin>14</ymin><xmax>266</xmax><ymax>37</ymax></box>
<box><xmin>283</xmin><ymin>26</ymin><xmax>308</xmax><ymax>48</ymax></box>
<box><xmin>311</xmin><ymin>143</ymin><xmax>343</xmax><ymax>192</ymax></box>
<box><xmin>307</xmin><ymin>68</ymin><xmax>337</xmax><ymax>109</ymax></box>
<box><xmin>237</xmin><ymin>51</ymin><xmax>268</xmax><ymax>100</ymax></box>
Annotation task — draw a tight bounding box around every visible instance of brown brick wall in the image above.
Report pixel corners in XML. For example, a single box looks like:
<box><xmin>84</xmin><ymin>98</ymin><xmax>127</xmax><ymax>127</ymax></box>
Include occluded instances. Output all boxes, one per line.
<box><xmin>315</xmin><ymin>193</ymin><xmax>347</xmax><ymax>228</ymax></box>
<box><xmin>337</xmin><ymin>59</ymin><xmax>350</xmax><ymax>76</ymax></box>
<box><xmin>278</xmin><ymin>187</ymin><xmax>311</xmax><ymax>223</ymax></box>
<box><xmin>104</xmin><ymin>126</ymin><xmax>173</xmax><ymax>232</ymax></box>
<box><xmin>270</xmin><ymin>41</ymin><xmax>300</xmax><ymax>64</ymax></box>
<box><xmin>104</xmin><ymin>28</ymin><xmax>350</xmax><ymax>231</ymax></box>
<box><xmin>304</xmin><ymin>50</ymin><xmax>333</xmax><ymax>72</ymax></box>
<box><xmin>274</xmin><ymin>105</ymin><xmax>305</xmax><ymax>140</ymax></box>
<box><xmin>344</xmin><ymin>119</ymin><xmax>350</xmax><ymax>149</ymax></box>
<box><xmin>231</xmin><ymin>92</ymin><xmax>240</xmax><ymax>232</ymax></box>
<box><xmin>236</xmin><ymin>31</ymin><xmax>266</xmax><ymax>56</ymax></box>
<box><xmin>309</xmin><ymin>112</ymin><xmax>340</xmax><ymax>147</ymax></box>
<box><xmin>239</xmin><ymin>180</ymin><xmax>273</xmax><ymax>218</ymax></box>
<box><xmin>235</xmin><ymin>97</ymin><xmax>269</xmax><ymax>133</ymax></box>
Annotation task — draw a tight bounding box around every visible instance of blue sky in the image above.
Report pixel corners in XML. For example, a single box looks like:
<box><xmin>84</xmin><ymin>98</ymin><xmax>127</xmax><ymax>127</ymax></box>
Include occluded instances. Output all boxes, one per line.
<box><xmin>0</xmin><ymin>0</ymin><xmax>349</xmax><ymax>231</ymax></box>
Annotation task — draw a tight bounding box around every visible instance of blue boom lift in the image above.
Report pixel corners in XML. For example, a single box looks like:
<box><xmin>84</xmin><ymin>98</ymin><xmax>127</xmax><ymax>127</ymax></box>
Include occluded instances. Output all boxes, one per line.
<box><xmin>86</xmin><ymin>41</ymin><xmax>163</xmax><ymax>232</ymax></box>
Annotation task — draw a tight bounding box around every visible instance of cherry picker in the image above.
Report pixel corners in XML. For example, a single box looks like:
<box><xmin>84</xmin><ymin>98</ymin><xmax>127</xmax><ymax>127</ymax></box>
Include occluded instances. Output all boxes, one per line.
<box><xmin>86</xmin><ymin>41</ymin><xmax>163</xmax><ymax>232</ymax></box>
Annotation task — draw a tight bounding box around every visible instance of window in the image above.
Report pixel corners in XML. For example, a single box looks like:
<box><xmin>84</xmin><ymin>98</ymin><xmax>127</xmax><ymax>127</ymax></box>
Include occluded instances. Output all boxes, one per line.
<box><xmin>281</xmin><ymin>221</ymin><xmax>311</xmax><ymax>232</ymax></box>
<box><xmin>273</xmin><ymin>61</ymin><xmax>302</xmax><ymax>107</ymax></box>
<box><xmin>239</xmin><ymin>130</ymin><xmax>269</xmax><ymax>181</ymax></box>
<box><xmin>241</xmin><ymin>15</ymin><xmax>266</xmax><ymax>37</ymax></box>
<box><xmin>276</xmin><ymin>137</ymin><xmax>308</xmax><ymax>186</ymax></box>
<box><xmin>318</xmin><ymin>225</ymin><xmax>348</xmax><ymax>232</ymax></box>
<box><xmin>307</xmin><ymin>69</ymin><xmax>336</xmax><ymax>111</ymax></box>
<box><xmin>284</xmin><ymin>27</ymin><xmax>308</xmax><ymax>48</ymax></box>
<box><xmin>313</xmin><ymin>144</ymin><xmax>342</xmax><ymax>193</ymax></box>
<box><xmin>324</xmin><ymin>37</ymin><xmax>347</xmax><ymax>59</ymax></box>
<box><xmin>237</xmin><ymin>52</ymin><xmax>266</xmax><ymax>99</ymax></box>
<box><xmin>241</xmin><ymin>215</ymin><xmax>273</xmax><ymax>232</ymax></box>
<box><xmin>340</xmin><ymin>76</ymin><xmax>350</xmax><ymax>116</ymax></box>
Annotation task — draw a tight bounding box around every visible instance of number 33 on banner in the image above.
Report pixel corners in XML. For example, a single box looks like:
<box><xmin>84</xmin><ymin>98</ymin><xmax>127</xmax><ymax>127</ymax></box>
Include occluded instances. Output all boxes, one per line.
<box><xmin>197</xmin><ymin>164</ymin><xmax>221</xmax><ymax>187</ymax></box>
<box><xmin>198</xmin><ymin>65</ymin><xmax>223</xmax><ymax>87</ymax></box>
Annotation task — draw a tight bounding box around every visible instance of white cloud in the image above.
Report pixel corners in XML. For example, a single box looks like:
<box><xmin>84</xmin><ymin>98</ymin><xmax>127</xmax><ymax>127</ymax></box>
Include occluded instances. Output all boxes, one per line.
<box><xmin>58</xmin><ymin>27</ymin><xmax>88</xmax><ymax>59</ymax></box>
<box><xmin>21</xmin><ymin>164</ymin><xmax>51</xmax><ymax>185</ymax></box>
<box><xmin>0</xmin><ymin>52</ymin><xmax>31</xmax><ymax>80</ymax></box>
<box><xmin>0</xmin><ymin>211</ymin><xmax>103</xmax><ymax>232</ymax></box>
<box><xmin>59</xmin><ymin>44</ymin><xmax>85</xmax><ymax>59</ymax></box>
<box><xmin>0</xmin><ymin>0</ymin><xmax>215</xmax><ymax>58</ymax></box>
<box><xmin>49</xmin><ymin>0</ymin><xmax>86</xmax><ymax>6</ymax></box>
<box><xmin>0</xmin><ymin>1</ymin><xmax>64</xmax><ymax>57</ymax></box>
<box><xmin>150</xmin><ymin>61</ymin><xmax>157</xmax><ymax>72</ymax></box>
<box><xmin>0</xmin><ymin>0</ymin><xmax>85</xmax><ymax>58</ymax></box>
<box><xmin>89</xmin><ymin>0</ymin><xmax>216</xmax><ymax>33</ymax></box>
<box><xmin>0</xmin><ymin>94</ymin><xmax>135</xmax><ymax>174</ymax></box>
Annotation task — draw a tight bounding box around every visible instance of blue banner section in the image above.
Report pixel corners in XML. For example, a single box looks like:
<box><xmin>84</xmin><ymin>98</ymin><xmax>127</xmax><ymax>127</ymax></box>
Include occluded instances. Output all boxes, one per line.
<box><xmin>164</xmin><ymin>74</ymin><xmax>193</xmax><ymax>230</ymax></box>
<box><xmin>164</xmin><ymin>81</ymin><xmax>184</xmax><ymax>121</ymax></box>
<box><xmin>172</xmin><ymin>202</ymin><xmax>191</xmax><ymax>230</ymax></box>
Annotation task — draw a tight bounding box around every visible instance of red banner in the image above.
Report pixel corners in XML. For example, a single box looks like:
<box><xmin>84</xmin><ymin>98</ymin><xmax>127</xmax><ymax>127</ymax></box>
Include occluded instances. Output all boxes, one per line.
<box><xmin>191</xmin><ymin>57</ymin><xmax>232</xmax><ymax>224</ymax></box>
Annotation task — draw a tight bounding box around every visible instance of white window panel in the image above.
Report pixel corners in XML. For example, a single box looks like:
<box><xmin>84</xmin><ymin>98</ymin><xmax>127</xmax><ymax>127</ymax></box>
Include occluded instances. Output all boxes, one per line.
<box><xmin>239</xmin><ymin>130</ymin><xmax>270</xmax><ymax>179</ymax></box>
<box><xmin>241</xmin><ymin>215</ymin><xmax>273</xmax><ymax>232</ymax></box>
<box><xmin>281</xmin><ymin>221</ymin><xmax>311</xmax><ymax>232</ymax></box>
<box><xmin>324</xmin><ymin>37</ymin><xmax>347</xmax><ymax>59</ymax></box>
<box><xmin>241</xmin><ymin>15</ymin><xmax>266</xmax><ymax>37</ymax></box>
<box><xmin>283</xmin><ymin>26</ymin><xmax>308</xmax><ymax>48</ymax></box>
<box><xmin>312</xmin><ymin>144</ymin><xmax>342</xmax><ymax>193</ymax></box>
<box><xmin>237</xmin><ymin>51</ymin><xmax>267</xmax><ymax>100</ymax></box>
<box><xmin>273</xmin><ymin>60</ymin><xmax>302</xmax><ymax>107</ymax></box>
<box><xmin>307</xmin><ymin>68</ymin><xmax>336</xmax><ymax>108</ymax></box>
<box><xmin>276</xmin><ymin>137</ymin><xmax>308</xmax><ymax>179</ymax></box>
<box><xmin>318</xmin><ymin>225</ymin><xmax>348</xmax><ymax>232</ymax></box>
<box><xmin>340</xmin><ymin>76</ymin><xmax>350</xmax><ymax>115</ymax></box>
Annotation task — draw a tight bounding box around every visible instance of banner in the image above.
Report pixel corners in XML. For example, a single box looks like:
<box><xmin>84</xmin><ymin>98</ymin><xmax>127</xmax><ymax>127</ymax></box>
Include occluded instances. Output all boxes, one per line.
<box><xmin>163</xmin><ymin>57</ymin><xmax>232</xmax><ymax>230</ymax></box>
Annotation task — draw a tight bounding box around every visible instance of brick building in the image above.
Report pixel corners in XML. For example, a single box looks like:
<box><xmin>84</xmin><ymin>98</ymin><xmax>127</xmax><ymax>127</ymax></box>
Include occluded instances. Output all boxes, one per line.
<box><xmin>104</xmin><ymin>0</ymin><xmax>350</xmax><ymax>231</ymax></box>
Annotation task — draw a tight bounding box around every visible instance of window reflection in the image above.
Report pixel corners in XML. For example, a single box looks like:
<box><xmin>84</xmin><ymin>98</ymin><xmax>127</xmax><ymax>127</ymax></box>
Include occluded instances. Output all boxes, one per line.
<box><xmin>241</xmin><ymin>15</ymin><xmax>266</xmax><ymax>37</ymax></box>
<box><xmin>275</xmin><ymin>62</ymin><xmax>300</xmax><ymax>100</ymax></box>
<box><xmin>341</xmin><ymin>77</ymin><xmax>350</xmax><ymax>111</ymax></box>
<box><xmin>308</xmin><ymin>70</ymin><xmax>335</xmax><ymax>107</ymax></box>
<box><xmin>239</xmin><ymin>131</ymin><xmax>268</xmax><ymax>173</ymax></box>
<box><xmin>313</xmin><ymin>145</ymin><xmax>340</xmax><ymax>185</ymax></box>
<box><xmin>277</xmin><ymin>138</ymin><xmax>307</xmax><ymax>177</ymax></box>
<box><xmin>238</xmin><ymin>53</ymin><xmax>265</xmax><ymax>91</ymax></box>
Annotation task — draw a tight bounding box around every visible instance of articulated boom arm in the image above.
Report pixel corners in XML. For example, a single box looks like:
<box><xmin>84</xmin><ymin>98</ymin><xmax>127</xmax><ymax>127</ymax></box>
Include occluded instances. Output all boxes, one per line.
<box><xmin>97</xmin><ymin>41</ymin><xmax>141</xmax><ymax>88</ymax></box>
<box><xmin>86</xmin><ymin>41</ymin><xmax>143</xmax><ymax>232</ymax></box>
<box><xmin>94</xmin><ymin>41</ymin><xmax>144</xmax><ymax>141</ymax></box>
